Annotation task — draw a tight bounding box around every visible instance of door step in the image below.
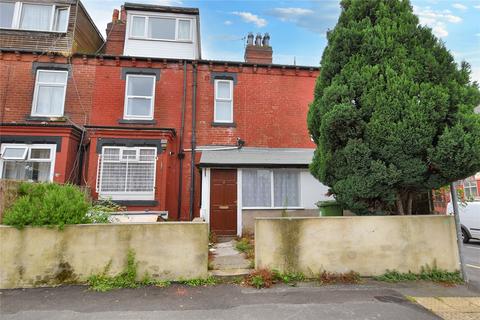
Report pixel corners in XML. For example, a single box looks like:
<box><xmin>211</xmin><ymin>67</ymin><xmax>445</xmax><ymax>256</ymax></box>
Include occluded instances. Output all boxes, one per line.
<box><xmin>209</xmin><ymin>268</ymin><xmax>251</xmax><ymax>278</ymax></box>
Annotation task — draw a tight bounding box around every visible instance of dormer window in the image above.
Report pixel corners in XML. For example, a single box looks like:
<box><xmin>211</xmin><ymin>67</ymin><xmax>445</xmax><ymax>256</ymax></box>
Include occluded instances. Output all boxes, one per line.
<box><xmin>129</xmin><ymin>15</ymin><xmax>192</xmax><ymax>41</ymax></box>
<box><xmin>0</xmin><ymin>2</ymin><xmax>69</xmax><ymax>32</ymax></box>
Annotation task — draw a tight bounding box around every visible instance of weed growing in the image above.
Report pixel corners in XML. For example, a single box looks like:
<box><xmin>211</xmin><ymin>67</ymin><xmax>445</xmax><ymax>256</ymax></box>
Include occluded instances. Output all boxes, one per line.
<box><xmin>318</xmin><ymin>271</ymin><xmax>361</xmax><ymax>285</ymax></box>
<box><xmin>88</xmin><ymin>250</ymin><xmax>170</xmax><ymax>292</ymax></box>
<box><xmin>178</xmin><ymin>276</ymin><xmax>217</xmax><ymax>287</ymax></box>
<box><xmin>272</xmin><ymin>270</ymin><xmax>305</xmax><ymax>284</ymax></box>
<box><xmin>235</xmin><ymin>236</ymin><xmax>255</xmax><ymax>262</ymax></box>
<box><xmin>375</xmin><ymin>266</ymin><xmax>463</xmax><ymax>285</ymax></box>
<box><xmin>245</xmin><ymin>269</ymin><xmax>273</xmax><ymax>289</ymax></box>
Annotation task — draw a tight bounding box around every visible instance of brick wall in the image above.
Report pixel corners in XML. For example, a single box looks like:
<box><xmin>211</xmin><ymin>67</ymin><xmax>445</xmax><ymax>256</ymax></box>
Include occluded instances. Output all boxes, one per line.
<box><xmin>1</xmin><ymin>51</ymin><xmax>320</xmax><ymax>220</ymax></box>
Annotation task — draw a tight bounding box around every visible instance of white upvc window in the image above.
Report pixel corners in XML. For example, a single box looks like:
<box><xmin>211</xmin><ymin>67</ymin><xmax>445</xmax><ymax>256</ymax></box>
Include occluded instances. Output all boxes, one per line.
<box><xmin>124</xmin><ymin>74</ymin><xmax>156</xmax><ymax>120</ymax></box>
<box><xmin>97</xmin><ymin>146</ymin><xmax>157</xmax><ymax>200</ymax></box>
<box><xmin>463</xmin><ymin>176</ymin><xmax>478</xmax><ymax>200</ymax></box>
<box><xmin>214</xmin><ymin>79</ymin><xmax>233</xmax><ymax>123</ymax></box>
<box><xmin>129</xmin><ymin>15</ymin><xmax>192</xmax><ymax>41</ymax></box>
<box><xmin>242</xmin><ymin>169</ymin><xmax>301</xmax><ymax>209</ymax></box>
<box><xmin>0</xmin><ymin>2</ymin><xmax>69</xmax><ymax>32</ymax></box>
<box><xmin>0</xmin><ymin>144</ymin><xmax>56</xmax><ymax>182</ymax></box>
<box><xmin>31</xmin><ymin>69</ymin><xmax>68</xmax><ymax>117</ymax></box>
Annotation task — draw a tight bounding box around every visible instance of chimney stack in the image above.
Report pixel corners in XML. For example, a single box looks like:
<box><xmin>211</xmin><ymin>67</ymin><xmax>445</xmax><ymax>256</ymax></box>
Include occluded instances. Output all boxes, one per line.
<box><xmin>244</xmin><ymin>32</ymin><xmax>273</xmax><ymax>64</ymax></box>
<box><xmin>105</xmin><ymin>7</ymin><xmax>126</xmax><ymax>55</ymax></box>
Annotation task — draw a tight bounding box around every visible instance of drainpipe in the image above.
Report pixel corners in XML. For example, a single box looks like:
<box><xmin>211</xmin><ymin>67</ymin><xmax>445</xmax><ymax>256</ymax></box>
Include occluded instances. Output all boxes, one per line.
<box><xmin>189</xmin><ymin>62</ymin><xmax>198</xmax><ymax>221</ymax></box>
<box><xmin>450</xmin><ymin>182</ymin><xmax>468</xmax><ymax>283</ymax></box>
<box><xmin>177</xmin><ymin>61</ymin><xmax>187</xmax><ymax>220</ymax></box>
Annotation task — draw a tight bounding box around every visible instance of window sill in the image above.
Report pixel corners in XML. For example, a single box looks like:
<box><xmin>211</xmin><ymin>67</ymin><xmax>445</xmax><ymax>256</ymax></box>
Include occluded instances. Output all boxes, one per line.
<box><xmin>26</xmin><ymin>116</ymin><xmax>66</xmax><ymax>122</ymax></box>
<box><xmin>0</xmin><ymin>27</ymin><xmax>67</xmax><ymax>34</ymax></box>
<box><xmin>111</xmin><ymin>200</ymin><xmax>158</xmax><ymax>206</ymax></box>
<box><xmin>118</xmin><ymin>119</ymin><xmax>157</xmax><ymax>125</ymax></box>
<box><xmin>211</xmin><ymin>122</ymin><xmax>236</xmax><ymax>128</ymax></box>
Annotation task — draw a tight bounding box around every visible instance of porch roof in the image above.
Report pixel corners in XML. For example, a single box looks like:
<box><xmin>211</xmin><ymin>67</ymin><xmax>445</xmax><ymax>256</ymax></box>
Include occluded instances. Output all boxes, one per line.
<box><xmin>198</xmin><ymin>147</ymin><xmax>314</xmax><ymax>168</ymax></box>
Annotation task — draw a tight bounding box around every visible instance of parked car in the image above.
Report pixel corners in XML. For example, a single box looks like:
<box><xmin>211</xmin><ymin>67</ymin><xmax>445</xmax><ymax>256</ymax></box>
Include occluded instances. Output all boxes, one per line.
<box><xmin>447</xmin><ymin>202</ymin><xmax>480</xmax><ymax>243</ymax></box>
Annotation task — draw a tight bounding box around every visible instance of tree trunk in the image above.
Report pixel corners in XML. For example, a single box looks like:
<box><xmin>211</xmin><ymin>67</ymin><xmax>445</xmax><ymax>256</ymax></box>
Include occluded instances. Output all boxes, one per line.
<box><xmin>396</xmin><ymin>192</ymin><xmax>405</xmax><ymax>215</ymax></box>
<box><xmin>406</xmin><ymin>192</ymin><xmax>413</xmax><ymax>215</ymax></box>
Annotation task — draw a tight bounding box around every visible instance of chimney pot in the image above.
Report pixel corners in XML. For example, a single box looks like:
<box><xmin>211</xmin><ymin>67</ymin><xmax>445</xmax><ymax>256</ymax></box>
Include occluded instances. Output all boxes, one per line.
<box><xmin>246</xmin><ymin>32</ymin><xmax>254</xmax><ymax>46</ymax></box>
<box><xmin>112</xmin><ymin>9</ymin><xmax>119</xmax><ymax>23</ymax></box>
<box><xmin>244</xmin><ymin>33</ymin><xmax>273</xmax><ymax>64</ymax></box>
<box><xmin>262</xmin><ymin>32</ymin><xmax>270</xmax><ymax>47</ymax></box>
<box><xmin>255</xmin><ymin>33</ymin><xmax>262</xmax><ymax>46</ymax></box>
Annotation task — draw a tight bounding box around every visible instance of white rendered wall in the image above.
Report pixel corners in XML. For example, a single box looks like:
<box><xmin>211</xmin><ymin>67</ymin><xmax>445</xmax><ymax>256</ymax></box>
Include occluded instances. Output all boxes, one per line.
<box><xmin>300</xmin><ymin>170</ymin><xmax>332</xmax><ymax>209</ymax></box>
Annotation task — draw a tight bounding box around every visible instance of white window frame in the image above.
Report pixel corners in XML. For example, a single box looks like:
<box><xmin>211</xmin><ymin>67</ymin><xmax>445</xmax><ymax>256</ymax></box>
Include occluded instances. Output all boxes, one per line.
<box><xmin>0</xmin><ymin>2</ymin><xmax>70</xmax><ymax>32</ymax></box>
<box><xmin>31</xmin><ymin>69</ymin><xmax>68</xmax><ymax>117</ymax></box>
<box><xmin>0</xmin><ymin>143</ymin><xmax>56</xmax><ymax>182</ymax></box>
<box><xmin>213</xmin><ymin>79</ymin><xmax>234</xmax><ymax>123</ymax></box>
<box><xmin>97</xmin><ymin>146</ymin><xmax>157</xmax><ymax>201</ymax></box>
<box><xmin>463</xmin><ymin>177</ymin><xmax>479</xmax><ymax>200</ymax></box>
<box><xmin>242</xmin><ymin>168</ymin><xmax>303</xmax><ymax>210</ymax></box>
<box><xmin>128</xmin><ymin>14</ymin><xmax>193</xmax><ymax>42</ymax></box>
<box><xmin>123</xmin><ymin>74</ymin><xmax>156</xmax><ymax>120</ymax></box>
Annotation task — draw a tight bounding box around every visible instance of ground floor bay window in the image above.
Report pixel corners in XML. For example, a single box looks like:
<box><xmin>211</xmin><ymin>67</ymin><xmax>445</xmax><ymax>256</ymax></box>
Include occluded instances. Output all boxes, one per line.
<box><xmin>0</xmin><ymin>144</ymin><xmax>56</xmax><ymax>182</ymax></box>
<box><xmin>96</xmin><ymin>146</ymin><xmax>157</xmax><ymax>200</ymax></box>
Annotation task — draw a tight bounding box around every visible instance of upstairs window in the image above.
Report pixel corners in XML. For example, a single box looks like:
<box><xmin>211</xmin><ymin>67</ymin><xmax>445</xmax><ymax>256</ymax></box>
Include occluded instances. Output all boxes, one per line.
<box><xmin>214</xmin><ymin>79</ymin><xmax>233</xmax><ymax>123</ymax></box>
<box><xmin>0</xmin><ymin>2</ymin><xmax>69</xmax><ymax>32</ymax></box>
<box><xmin>97</xmin><ymin>146</ymin><xmax>157</xmax><ymax>200</ymax></box>
<box><xmin>31</xmin><ymin>70</ymin><xmax>68</xmax><ymax>117</ymax></box>
<box><xmin>129</xmin><ymin>15</ymin><xmax>192</xmax><ymax>41</ymax></box>
<box><xmin>124</xmin><ymin>74</ymin><xmax>156</xmax><ymax>120</ymax></box>
<box><xmin>0</xmin><ymin>144</ymin><xmax>56</xmax><ymax>182</ymax></box>
<box><xmin>0</xmin><ymin>2</ymin><xmax>15</xmax><ymax>28</ymax></box>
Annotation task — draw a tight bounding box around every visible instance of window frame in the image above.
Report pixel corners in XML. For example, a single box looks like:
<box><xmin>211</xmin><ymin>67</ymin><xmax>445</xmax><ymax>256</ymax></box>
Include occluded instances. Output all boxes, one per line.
<box><xmin>463</xmin><ymin>177</ymin><xmax>479</xmax><ymax>200</ymax></box>
<box><xmin>97</xmin><ymin>146</ymin><xmax>158</xmax><ymax>200</ymax></box>
<box><xmin>0</xmin><ymin>143</ymin><xmax>56</xmax><ymax>182</ymax></box>
<box><xmin>31</xmin><ymin>69</ymin><xmax>68</xmax><ymax>117</ymax></box>
<box><xmin>0</xmin><ymin>2</ymin><xmax>70</xmax><ymax>33</ymax></box>
<box><xmin>128</xmin><ymin>14</ymin><xmax>193</xmax><ymax>42</ymax></box>
<box><xmin>123</xmin><ymin>74</ymin><xmax>156</xmax><ymax>120</ymax></box>
<box><xmin>213</xmin><ymin>79</ymin><xmax>234</xmax><ymax>123</ymax></box>
<box><xmin>242</xmin><ymin>168</ymin><xmax>303</xmax><ymax>209</ymax></box>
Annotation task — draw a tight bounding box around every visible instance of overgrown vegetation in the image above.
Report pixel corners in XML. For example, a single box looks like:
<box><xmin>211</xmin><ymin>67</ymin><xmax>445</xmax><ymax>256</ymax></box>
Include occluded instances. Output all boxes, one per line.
<box><xmin>272</xmin><ymin>270</ymin><xmax>305</xmax><ymax>285</ymax></box>
<box><xmin>178</xmin><ymin>276</ymin><xmax>217</xmax><ymax>287</ymax></box>
<box><xmin>235</xmin><ymin>235</ymin><xmax>255</xmax><ymax>262</ymax></box>
<box><xmin>375</xmin><ymin>266</ymin><xmax>463</xmax><ymax>284</ymax></box>
<box><xmin>88</xmin><ymin>250</ymin><xmax>170</xmax><ymax>292</ymax></box>
<box><xmin>318</xmin><ymin>271</ymin><xmax>361</xmax><ymax>285</ymax></box>
<box><xmin>245</xmin><ymin>269</ymin><xmax>273</xmax><ymax>289</ymax></box>
<box><xmin>2</xmin><ymin>182</ymin><xmax>121</xmax><ymax>229</ymax></box>
<box><xmin>307</xmin><ymin>0</ymin><xmax>480</xmax><ymax>215</ymax></box>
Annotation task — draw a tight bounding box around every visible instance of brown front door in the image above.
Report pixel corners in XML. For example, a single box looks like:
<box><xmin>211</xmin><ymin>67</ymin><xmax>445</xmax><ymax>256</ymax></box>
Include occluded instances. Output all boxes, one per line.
<box><xmin>210</xmin><ymin>169</ymin><xmax>237</xmax><ymax>235</ymax></box>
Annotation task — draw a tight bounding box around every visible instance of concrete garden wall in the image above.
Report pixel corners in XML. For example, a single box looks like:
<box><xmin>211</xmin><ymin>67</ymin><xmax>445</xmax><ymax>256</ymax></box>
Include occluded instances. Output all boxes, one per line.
<box><xmin>0</xmin><ymin>222</ymin><xmax>208</xmax><ymax>289</ymax></box>
<box><xmin>255</xmin><ymin>216</ymin><xmax>460</xmax><ymax>276</ymax></box>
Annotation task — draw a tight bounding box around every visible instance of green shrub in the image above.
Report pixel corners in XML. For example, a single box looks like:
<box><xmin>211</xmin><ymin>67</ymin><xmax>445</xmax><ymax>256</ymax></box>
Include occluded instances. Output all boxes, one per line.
<box><xmin>3</xmin><ymin>182</ymin><xmax>91</xmax><ymax>229</ymax></box>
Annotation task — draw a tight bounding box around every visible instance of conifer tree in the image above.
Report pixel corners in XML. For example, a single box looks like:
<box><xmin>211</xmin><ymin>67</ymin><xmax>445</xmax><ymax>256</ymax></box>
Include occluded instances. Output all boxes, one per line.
<box><xmin>307</xmin><ymin>0</ymin><xmax>480</xmax><ymax>214</ymax></box>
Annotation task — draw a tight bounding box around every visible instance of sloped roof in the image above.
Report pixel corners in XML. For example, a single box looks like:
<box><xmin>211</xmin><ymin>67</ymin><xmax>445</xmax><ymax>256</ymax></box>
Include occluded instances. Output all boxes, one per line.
<box><xmin>198</xmin><ymin>147</ymin><xmax>314</xmax><ymax>168</ymax></box>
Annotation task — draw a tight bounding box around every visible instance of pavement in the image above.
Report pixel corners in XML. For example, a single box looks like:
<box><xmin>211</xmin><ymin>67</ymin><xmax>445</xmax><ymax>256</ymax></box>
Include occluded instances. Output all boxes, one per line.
<box><xmin>1</xmin><ymin>280</ymin><xmax>479</xmax><ymax>320</ymax></box>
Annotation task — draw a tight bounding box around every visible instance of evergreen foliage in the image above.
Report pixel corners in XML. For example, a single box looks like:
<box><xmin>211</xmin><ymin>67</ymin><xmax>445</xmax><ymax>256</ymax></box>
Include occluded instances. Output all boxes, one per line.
<box><xmin>307</xmin><ymin>0</ymin><xmax>480</xmax><ymax>214</ymax></box>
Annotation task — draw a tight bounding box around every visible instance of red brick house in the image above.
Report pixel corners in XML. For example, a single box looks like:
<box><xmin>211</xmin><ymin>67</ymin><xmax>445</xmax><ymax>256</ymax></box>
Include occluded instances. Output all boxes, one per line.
<box><xmin>0</xmin><ymin>2</ymin><xmax>333</xmax><ymax>236</ymax></box>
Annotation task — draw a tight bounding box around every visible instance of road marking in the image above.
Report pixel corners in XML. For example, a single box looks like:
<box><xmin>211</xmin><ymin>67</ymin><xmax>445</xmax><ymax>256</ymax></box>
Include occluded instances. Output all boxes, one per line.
<box><xmin>466</xmin><ymin>264</ymin><xmax>480</xmax><ymax>269</ymax></box>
